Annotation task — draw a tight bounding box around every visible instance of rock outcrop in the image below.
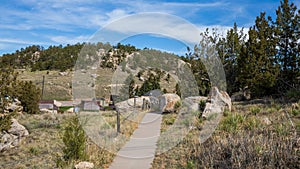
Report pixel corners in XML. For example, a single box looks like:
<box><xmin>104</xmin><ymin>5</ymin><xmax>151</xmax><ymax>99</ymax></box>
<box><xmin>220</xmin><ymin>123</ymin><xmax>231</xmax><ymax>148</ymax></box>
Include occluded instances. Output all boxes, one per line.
<box><xmin>202</xmin><ymin>87</ymin><xmax>232</xmax><ymax>119</ymax></box>
<box><xmin>0</xmin><ymin>118</ymin><xmax>29</xmax><ymax>152</ymax></box>
<box><xmin>159</xmin><ymin>93</ymin><xmax>181</xmax><ymax>113</ymax></box>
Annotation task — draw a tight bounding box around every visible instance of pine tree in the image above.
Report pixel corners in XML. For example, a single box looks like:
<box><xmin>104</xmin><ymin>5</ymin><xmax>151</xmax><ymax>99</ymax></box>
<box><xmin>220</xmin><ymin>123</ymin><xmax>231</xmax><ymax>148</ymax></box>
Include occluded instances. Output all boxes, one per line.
<box><xmin>237</xmin><ymin>13</ymin><xmax>279</xmax><ymax>97</ymax></box>
<box><xmin>275</xmin><ymin>0</ymin><xmax>300</xmax><ymax>91</ymax></box>
<box><xmin>218</xmin><ymin>23</ymin><xmax>246</xmax><ymax>94</ymax></box>
<box><xmin>138</xmin><ymin>73</ymin><xmax>161</xmax><ymax>96</ymax></box>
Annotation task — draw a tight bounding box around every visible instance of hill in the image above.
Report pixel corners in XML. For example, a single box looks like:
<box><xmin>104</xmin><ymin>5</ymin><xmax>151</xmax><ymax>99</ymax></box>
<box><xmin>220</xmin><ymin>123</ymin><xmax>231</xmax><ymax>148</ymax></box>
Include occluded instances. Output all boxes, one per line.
<box><xmin>14</xmin><ymin>47</ymin><xmax>182</xmax><ymax>101</ymax></box>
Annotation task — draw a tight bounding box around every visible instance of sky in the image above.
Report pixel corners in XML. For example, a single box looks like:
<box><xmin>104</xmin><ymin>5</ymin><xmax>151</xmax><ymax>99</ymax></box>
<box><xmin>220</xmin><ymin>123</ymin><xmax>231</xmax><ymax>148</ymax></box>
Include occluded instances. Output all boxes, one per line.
<box><xmin>0</xmin><ymin>0</ymin><xmax>299</xmax><ymax>56</ymax></box>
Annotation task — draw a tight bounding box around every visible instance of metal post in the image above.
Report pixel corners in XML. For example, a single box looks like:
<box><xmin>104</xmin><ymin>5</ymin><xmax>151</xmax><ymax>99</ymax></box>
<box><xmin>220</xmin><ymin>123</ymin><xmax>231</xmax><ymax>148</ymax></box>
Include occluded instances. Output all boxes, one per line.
<box><xmin>134</xmin><ymin>96</ymin><xmax>136</xmax><ymax>108</ymax></box>
<box><xmin>41</xmin><ymin>75</ymin><xmax>45</xmax><ymax>100</ymax></box>
<box><xmin>115</xmin><ymin>81</ymin><xmax>120</xmax><ymax>133</ymax></box>
<box><xmin>142</xmin><ymin>98</ymin><xmax>145</xmax><ymax>110</ymax></box>
<box><xmin>117</xmin><ymin>109</ymin><xmax>120</xmax><ymax>133</ymax></box>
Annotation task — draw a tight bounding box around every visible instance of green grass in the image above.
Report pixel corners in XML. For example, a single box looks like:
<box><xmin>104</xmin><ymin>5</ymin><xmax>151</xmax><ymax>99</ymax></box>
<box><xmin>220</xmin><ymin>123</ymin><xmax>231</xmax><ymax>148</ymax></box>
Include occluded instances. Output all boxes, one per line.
<box><xmin>219</xmin><ymin>112</ymin><xmax>245</xmax><ymax>133</ymax></box>
<box><xmin>59</xmin><ymin>106</ymin><xmax>73</xmax><ymax>112</ymax></box>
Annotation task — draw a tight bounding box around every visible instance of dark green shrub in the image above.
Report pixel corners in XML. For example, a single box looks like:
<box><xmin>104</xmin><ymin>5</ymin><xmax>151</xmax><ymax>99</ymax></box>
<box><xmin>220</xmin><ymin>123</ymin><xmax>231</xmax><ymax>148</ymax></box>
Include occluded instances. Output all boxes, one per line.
<box><xmin>199</xmin><ymin>100</ymin><xmax>206</xmax><ymax>112</ymax></box>
<box><xmin>62</xmin><ymin>116</ymin><xmax>87</xmax><ymax>162</ymax></box>
<box><xmin>0</xmin><ymin>112</ymin><xmax>15</xmax><ymax>131</ymax></box>
<box><xmin>286</xmin><ymin>88</ymin><xmax>300</xmax><ymax>100</ymax></box>
<box><xmin>17</xmin><ymin>81</ymin><xmax>41</xmax><ymax>114</ymax></box>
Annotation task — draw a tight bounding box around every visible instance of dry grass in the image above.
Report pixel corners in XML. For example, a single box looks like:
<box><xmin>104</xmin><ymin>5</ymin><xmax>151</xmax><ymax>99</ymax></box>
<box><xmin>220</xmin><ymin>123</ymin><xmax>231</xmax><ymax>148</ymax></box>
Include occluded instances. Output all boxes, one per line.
<box><xmin>0</xmin><ymin>108</ymin><xmax>147</xmax><ymax>169</ymax></box>
<box><xmin>17</xmin><ymin>69</ymin><xmax>115</xmax><ymax>100</ymax></box>
<box><xmin>17</xmin><ymin>68</ymin><xmax>178</xmax><ymax>101</ymax></box>
<box><xmin>17</xmin><ymin>70</ymin><xmax>73</xmax><ymax>100</ymax></box>
<box><xmin>152</xmin><ymin>101</ymin><xmax>300</xmax><ymax>169</ymax></box>
<box><xmin>0</xmin><ymin>113</ymin><xmax>64</xmax><ymax>169</ymax></box>
<box><xmin>1</xmin><ymin>100</ymin><xmax>299</xmax><ymax>169</ymax></box>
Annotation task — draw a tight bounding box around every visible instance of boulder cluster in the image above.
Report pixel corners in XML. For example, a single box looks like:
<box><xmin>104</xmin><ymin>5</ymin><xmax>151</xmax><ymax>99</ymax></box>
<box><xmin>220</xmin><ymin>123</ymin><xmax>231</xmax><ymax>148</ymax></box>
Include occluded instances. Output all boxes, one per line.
<box><xmin>0</xmin><ymin>99</ymin><xmax>29</xmax><ymax>152</ymax></box>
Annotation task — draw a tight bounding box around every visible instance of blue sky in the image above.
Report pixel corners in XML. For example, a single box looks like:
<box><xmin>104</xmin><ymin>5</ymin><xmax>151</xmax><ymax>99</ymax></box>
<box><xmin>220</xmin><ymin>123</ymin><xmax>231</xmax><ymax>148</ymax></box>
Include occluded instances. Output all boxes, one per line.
<box><xmin>0</xmin><ymin>0</ymin><xmax>299</xmax><ymax>56</ymax></box>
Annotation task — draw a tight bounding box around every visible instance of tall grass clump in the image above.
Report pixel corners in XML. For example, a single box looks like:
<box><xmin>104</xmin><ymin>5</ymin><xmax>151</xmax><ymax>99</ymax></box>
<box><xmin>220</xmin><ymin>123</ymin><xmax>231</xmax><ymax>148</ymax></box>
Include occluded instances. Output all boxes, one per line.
<box><xmin>219</xmin><ymin>112</ymin><xmax>245</xmax><ymax>133</ymax></box>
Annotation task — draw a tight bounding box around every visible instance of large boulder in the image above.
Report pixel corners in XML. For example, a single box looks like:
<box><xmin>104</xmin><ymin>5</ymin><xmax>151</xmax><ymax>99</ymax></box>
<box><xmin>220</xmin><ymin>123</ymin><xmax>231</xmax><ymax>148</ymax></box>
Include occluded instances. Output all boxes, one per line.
<box><xmin>202</xmin><ymin>87</ymin><xmax>232</xmax><ymax>119</ymax></box>
<box><xmin>115</xmin><ymin>96</ymin><xmax>150</xmax><ymax>109</ymax></box>
<box><xmin>159</xmin><ymin>93</ymin><xmax>181</xmax><ymax>113</ymax></box>
<box><xmin>7</xmin><ymin>118</ymin><xmax>29</xmax><ymax>137</ymax></box>
<box><xmin>75</xmin><ymin>161</ymin><xmax>94</xmax><ymax>169</ymax></box>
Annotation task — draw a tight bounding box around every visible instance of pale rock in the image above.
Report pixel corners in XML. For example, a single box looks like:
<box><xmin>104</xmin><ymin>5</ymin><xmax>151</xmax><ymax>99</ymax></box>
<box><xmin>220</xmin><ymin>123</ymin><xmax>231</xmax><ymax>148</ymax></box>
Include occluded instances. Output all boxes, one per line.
<box><xmin>115</xmin><ymin>96</ymin><xmax>151</xmax><ymax>110</ymax></box>
<box><xmin>261</xmin><ymin>117</ymin><xmax>272</xmax><ymax>125</ymax></box>
<box><xmin>0</xmin><ymin>133</ymin><xmax>16</xmax><ymax>151</ymax></box>
<box><xmin>90</xmin><ymin>74</ymin><xmax>98</xmax><ymax>79</ymax></box>
<box><xmin>13</xmin><ymin>98</ymin><xmax>21</xmax><ymax>105</ymax></box>
<box><xmin>159</xmin><ymin>93</ymin><xmax>181</xmax><ymax>113</ymax></box>
<box><xmin>0</xmin><ymin>119</ymin><xmax>29</xmax><ymax>152</ymax></box>
<box><xmin>59</xmin><ymin>72</ymin><xmax>68</xmax><ymax>76</ymax></box>
<box><xmin>8</xmin><ymin>118</ymin><xmax>29</xmax><ymax>137</ymax></box>
<box><xmin>66</xmin><ymin>107</ymin><xmax>74</xmax><ymax>113</ymax></box>
<box><xmin>139</xmin><ymin>76</ymin><xmax>145</xmax><ymax>81</ymax></box>
<box><xmin>202</xmin><ymin>87</ymin><xmax>231</xmax><ymax>119</ymax></box>
<box><xmin>75</xmin><ymin>161</ymin><xmax>94</xmax><ymax>169</ymax></box>
<box><xmin>6</xmin><ymin>102</ymin><xmax>23</xmax><ymax>112</ymax></box>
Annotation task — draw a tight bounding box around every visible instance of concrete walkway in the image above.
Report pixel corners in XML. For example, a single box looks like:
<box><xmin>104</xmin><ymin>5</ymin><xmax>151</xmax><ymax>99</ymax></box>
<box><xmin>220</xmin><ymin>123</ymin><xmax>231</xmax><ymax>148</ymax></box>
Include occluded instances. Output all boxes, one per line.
<box><xmin>109</xmin><ymin>111</ymin><xmax>162</xmax><ymax>169</ymax></box>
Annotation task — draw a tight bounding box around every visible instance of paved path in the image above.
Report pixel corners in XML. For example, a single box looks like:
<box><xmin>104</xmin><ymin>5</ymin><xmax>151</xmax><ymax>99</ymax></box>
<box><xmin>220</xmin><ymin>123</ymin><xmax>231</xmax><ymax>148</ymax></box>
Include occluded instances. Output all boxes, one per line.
<box><xmin>109</xmin><ymin>111</ymin><xmax>162</xmax><ymax>169</ymax></box>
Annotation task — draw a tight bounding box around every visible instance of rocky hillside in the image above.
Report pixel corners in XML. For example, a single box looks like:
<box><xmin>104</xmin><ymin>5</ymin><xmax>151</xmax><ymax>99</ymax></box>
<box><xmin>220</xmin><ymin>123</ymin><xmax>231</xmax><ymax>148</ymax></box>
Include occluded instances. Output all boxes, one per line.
<box><xmin>14</xmin><ymin>47</ymin><xmax>184</xmax><ymax>101</ymax></box>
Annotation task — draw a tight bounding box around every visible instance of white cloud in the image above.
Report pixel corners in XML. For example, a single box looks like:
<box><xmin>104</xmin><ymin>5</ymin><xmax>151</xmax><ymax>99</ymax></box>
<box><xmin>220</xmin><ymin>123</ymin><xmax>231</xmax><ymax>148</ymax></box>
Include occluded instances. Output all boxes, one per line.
<box><xmin>1</xmin><ymin>0</ymin><xmax>255</xmax><ymax>54</ymax></box>
<box><xmin>163</xmin><ymin>1</ymin><xmax>226</xmax><ymax>8</ymax></box>
<box><xmin>96</xmin><ymin>13</ymin><xmax>247</xmax><ymax>46</ymax></box>
<box><xmin>99</xmin><ymin>13</ymin><xmax>199</xmax><ymax>45</ymax></box>
<box><xmin>0</xmin><ymin>0</ymin><xmax>233</xmax><ymax>32</ymax></box>
<box><xmin>0</xmin><ymin>38</ymin><xmax>49</xmax><ymax>45</ymax></box>
<box><xmin>107</xmin><ymin>9</ymin><xmax>129</xmax><ymax>20</ymax></box>
<box><xmin>50</xmin><ymin>35</ymin><xmax>90</xmax><ymax>44</ymax></box>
